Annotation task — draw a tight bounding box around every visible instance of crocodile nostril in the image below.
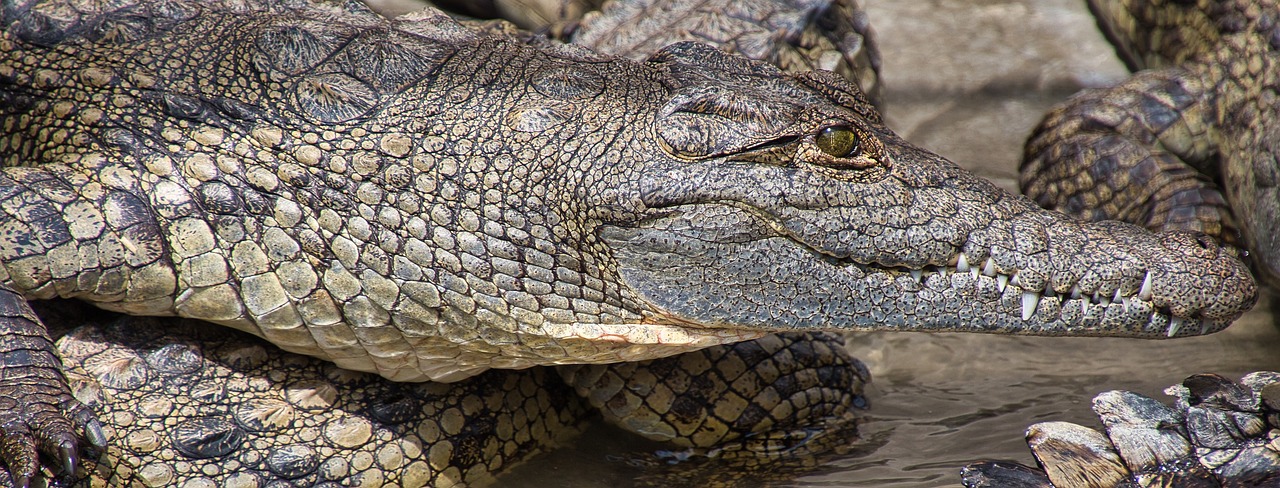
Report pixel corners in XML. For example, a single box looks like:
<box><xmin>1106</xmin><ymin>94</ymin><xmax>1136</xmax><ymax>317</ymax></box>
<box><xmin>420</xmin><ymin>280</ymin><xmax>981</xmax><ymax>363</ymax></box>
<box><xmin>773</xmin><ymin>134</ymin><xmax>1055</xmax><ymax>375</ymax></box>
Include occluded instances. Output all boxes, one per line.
<box><xmin>1195</xmin><ymin>234</ymin><xmax>1216</xmax><ymax>250</ymax></box>
<box><xmin>1162</xmin><ymin>231</ymin><xmax>1221</xmax><ymax>257</ymax></box>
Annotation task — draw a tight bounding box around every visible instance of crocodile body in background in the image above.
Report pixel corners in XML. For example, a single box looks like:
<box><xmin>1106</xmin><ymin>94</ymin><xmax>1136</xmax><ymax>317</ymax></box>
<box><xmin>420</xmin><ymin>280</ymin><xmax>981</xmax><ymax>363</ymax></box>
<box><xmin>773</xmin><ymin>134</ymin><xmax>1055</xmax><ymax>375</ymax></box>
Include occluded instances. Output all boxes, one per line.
<box><xmin>428</xmin><ymin>0</ymin><xmax>883</xmax><ymax>104</ymax></box>
<box><xmin>1019</xmin><ymin>0</ymin><xmax>1280</xmax><ymax>288</ymax></box>
<box><xmin>965</xmin><ymin>0</ymin><xmax>1280</xmax><ymax>486</ymax></box>
<box><xmin>0</xmin><ymin>0</ymin><xmax>1261</xmax><ymax>486</ymax></box>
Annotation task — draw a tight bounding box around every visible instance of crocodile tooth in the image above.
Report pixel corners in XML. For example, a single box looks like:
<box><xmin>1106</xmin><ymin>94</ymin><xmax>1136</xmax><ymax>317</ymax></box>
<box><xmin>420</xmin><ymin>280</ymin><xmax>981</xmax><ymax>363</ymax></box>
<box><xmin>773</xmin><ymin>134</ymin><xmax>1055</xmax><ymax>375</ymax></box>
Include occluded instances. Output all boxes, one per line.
<box><xmin>997</xmin><ymin>274</ymin><xmax>1008</xmax><ymax>292</ymax></box>
<box><xmin>1022</xmin><ymin>291</ymin><xmax>1040</xmax><ymax>321</ymax></box>
<box><xmin>1095</xmin><ymin>291</ymin><xmax>1111</xmax><ymax>306</ymax></box>
<box><xmin>1044</xmin><ymin>287</ymin><xmax>1056</xmax><ymax>298</ymax></box>
<box><xmin>1113</xmin><ymin>288</ymin><xmax>1124</xmax><ymax>303</ymax></box>
<box><xmin>910</xmin><ymin>269</ymin><xmax>922</xmax><ymax>282</ymax></box>
<box><xmin>937</xmin><ymin>266</ymin><xmax>947</xmax><ymax>278</ymax></box>
<box><xmin>1199</xmin><ymin>320</ymin><xmax>1211</xmax><ymax>335</ymax></box>
<box><xmin>1138</xmin><ymin>272</ymin><xmax>1152</xmax><ymax>300</ymax></box>
<box><xmin>1010</xmin><ymin>272</ymin><xmax>1021</xmax><ymax>288</ymax></box>
<box><xmin>1070</xmin><ymin>285</ymin><xmax>1081</xmax><ymax>300</ymax></box>
<box><xmin>982</xmin><ymin>258</ymin><xmax>996</xmax><ymax>277</ymax></box>
<box><xmin>1167</xmin><ymin>317</ymin><xmax>1184</xmax><ymax>337</ymax></box>
<box><xmin>1080</xmin><ymin>300</ymin><xmax>1088</xmax><ymax>314</ymax></box>
<box><xmin>957</xmin><ymin>252</ymin><xmax>978</xmax><ymax>279</ymax></box>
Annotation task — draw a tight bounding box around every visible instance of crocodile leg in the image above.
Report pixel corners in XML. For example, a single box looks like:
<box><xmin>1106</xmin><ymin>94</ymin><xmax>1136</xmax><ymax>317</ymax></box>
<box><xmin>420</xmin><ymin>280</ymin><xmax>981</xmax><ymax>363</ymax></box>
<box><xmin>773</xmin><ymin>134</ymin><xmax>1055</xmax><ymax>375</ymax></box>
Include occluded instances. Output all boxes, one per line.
<box><xmin>429</xmin><ymin>0</ymin><xmax>882</xmax><ymax>107</ymax></box>
<box><xmin>1019</xmin><ymin>67</ymin><xmax>1239</xmax><ymax>252</ymax></box>
<box><xmin>559</xmin><ymin>332</ymin><xmax>869</xmax><ymax>462</ymax></box>
<box><xmin>1020</xmin><ymin>0</ymin><xmax>1280</xmax><ymax>284</ymax></box>
<box><xmin>430</xmin><ymin>0</ymin><xmax>604</xmax><ymax>31</ymax></box>
<box><xmin>0</xmin><ymin>162</ymin><xmax>179</xmax><ymax>484</ymax></box>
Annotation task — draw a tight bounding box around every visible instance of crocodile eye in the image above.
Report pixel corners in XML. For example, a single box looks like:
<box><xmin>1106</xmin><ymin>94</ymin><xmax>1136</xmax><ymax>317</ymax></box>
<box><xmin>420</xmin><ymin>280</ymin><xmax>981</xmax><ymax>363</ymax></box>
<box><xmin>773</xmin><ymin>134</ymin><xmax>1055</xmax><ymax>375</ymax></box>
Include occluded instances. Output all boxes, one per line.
<box><xmin>815</xmin><ymin>126</ymin><xmax>860</xmax><ymax>158</ymax></box>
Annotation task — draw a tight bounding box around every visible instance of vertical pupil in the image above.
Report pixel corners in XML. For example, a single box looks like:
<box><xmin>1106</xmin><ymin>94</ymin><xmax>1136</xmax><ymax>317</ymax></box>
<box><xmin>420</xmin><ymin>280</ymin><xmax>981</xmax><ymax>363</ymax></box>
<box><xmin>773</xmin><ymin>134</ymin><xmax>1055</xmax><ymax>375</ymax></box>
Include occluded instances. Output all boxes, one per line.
<box><xmin>816</xmin><ymin>127</ymin><xmax>858</xmax><ymax>157</ymax></box>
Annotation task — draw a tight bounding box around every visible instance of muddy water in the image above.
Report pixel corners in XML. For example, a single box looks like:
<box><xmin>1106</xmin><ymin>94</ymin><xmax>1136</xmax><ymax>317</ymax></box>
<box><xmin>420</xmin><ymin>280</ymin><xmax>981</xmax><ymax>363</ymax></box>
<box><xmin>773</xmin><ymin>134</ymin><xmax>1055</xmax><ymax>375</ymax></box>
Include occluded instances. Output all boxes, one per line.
<box><xmin>501</xmin><ymin>1</ymin><xmax>1280</xmax><ymax>487</ymax></box>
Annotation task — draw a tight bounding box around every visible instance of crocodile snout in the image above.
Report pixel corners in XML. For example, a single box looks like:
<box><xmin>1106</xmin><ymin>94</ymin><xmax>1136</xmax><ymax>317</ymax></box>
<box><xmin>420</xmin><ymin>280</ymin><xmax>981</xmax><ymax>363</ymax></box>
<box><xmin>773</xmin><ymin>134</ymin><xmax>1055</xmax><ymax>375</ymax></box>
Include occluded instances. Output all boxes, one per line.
<box><xmin>618</xmin><ymin>131</ymin><xmax>1258</xmax><ymax>339</ymax></box>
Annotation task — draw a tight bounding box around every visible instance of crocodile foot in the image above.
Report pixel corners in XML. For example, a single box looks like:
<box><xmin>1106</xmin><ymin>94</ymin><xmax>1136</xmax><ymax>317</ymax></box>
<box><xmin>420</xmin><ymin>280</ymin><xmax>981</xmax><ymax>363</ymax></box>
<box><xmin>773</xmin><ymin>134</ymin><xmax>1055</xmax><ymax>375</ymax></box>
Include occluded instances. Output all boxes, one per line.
<box><xmin>0</xmin><ymin>290</ymin><xmax>106</xmax><ymax>487</ymax></box>
<box><xmin>961</xmin><ymin>372</ymin><xmax>1280</xmax><ymax>488</ymax></box>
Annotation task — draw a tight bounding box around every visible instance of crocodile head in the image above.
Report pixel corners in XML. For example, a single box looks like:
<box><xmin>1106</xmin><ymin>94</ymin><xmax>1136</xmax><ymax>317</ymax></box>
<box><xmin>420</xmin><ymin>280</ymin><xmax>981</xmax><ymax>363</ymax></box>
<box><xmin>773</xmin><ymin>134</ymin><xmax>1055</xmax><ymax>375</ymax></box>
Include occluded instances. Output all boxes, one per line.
<box><xmin>603</xmin><ymin>42</ymin><xmax>1258</xmax><ymax>338</ymax></box>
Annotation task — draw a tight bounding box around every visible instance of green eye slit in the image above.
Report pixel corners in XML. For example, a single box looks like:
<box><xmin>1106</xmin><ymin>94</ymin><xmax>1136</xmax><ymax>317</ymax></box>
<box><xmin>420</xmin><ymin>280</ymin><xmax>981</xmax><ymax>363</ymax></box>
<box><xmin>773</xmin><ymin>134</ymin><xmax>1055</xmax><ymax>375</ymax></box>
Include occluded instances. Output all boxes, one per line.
<box><xmin>815</xmin><ymin>126</ymin><xmax>860</xmax><ymax>158</ymax></box>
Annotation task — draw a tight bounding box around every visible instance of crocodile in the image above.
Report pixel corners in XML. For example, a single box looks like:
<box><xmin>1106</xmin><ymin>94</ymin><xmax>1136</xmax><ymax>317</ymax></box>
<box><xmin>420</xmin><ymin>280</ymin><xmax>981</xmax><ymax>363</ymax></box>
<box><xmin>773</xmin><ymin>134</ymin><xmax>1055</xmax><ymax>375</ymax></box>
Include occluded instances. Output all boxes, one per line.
<box><xmin>0</xmin><ymin>0</ymin><xmax>1260</xmax><ymax>485</ymax></box>
<box><xmin>965</xmin><ymin>0</ymin><xmax>1280</xmax><ymax>485</ymax></box>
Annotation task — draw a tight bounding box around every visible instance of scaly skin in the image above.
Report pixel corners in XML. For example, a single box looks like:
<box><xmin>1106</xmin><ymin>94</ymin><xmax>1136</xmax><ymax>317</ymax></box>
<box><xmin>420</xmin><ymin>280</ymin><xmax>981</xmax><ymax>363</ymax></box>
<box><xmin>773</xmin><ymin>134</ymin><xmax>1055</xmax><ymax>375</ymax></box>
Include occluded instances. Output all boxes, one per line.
<box><xmin>0</xmin><ymin>0</ymin><xmax>1258</xmax><ymax>483</ymax></box>
<box><xmin>52</xmin><ymin>305</ymin><xmax>588</xmax><ymax>488</ymax></box>
<box><xmin>1020</xmin><ymin>0</ymin><xmax>1280</xmax><ymax>286</ymax></box>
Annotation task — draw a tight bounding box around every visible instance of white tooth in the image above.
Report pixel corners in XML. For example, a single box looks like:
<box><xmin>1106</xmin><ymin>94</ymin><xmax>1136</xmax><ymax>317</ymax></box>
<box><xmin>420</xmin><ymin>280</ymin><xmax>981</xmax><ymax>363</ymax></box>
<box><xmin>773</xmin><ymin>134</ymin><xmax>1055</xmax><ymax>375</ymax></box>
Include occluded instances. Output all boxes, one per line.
<box><xmin>1139</xmin><ymin>272</ymin><xmax>1152</xmax><ymax>300</ymax></box>
<box><xmin>1070</xmin><ymin>285</ymin><xmax>1081</xmax><ymax>300</ymax></box>
<box><xmin>982</xmin><ymin>258</ymin><xmax>996</xmax><ymax>277</ymax></box>
<box><xmin>938</xmin><ymin>267</ymin><xmax>947</xmax><ymax>278</ymax></box>
<box><xmin>1099</xmin><ymin>293</ymin><xmax>1111</xmax><ymax>306</ymax></box>
<box><xmin>1167</xmin><ymin>317</ymin><xmax>1184</xmax><ymax>338</ymax></box>
<box><xmin>1199</xmin><ymin>320</ymin><xmax>1211</xmax><ymax>335</ymax></box>
<box><xmin>997</xmin><ymin>274</ymin><xmax>1008</xmax><ymax>292</ymax></box>
<box><xmin>1044</xmin><ymin>288</ymin><xmax>1056</xmax><ymax>298</ymax></box>
<box><xmin>1010</xmin><ymin>272</ymin><xmax>1021</xmax><ymax>287</ymax></box>
<box><xmin>1113</xmin><ymin>288</ymin><xmax>1124</xmax><ymax>302</ymax></box>
<box><xmin>1022</xmin><ymin>291</ymin><xmax>1041</xmax><ymax>320</ymax></box>
<box><xmin>910</xmin><ymin>269</ymin><xmax>923</xmax><ymax>282</ymax></box>
<box><xmin>957</xmin><ymin>253</ymin><xmax>970</xmax><ymax>272</ymax></box>
<box><xmin>970</xmin><ymin>268</ymin><xmax>980</xmax><ymax>279</ymax></box>
<box><xmin>1080</xmin><ymin>300</ymin><xmax>1089</xmax><ymax>314</ymax></box>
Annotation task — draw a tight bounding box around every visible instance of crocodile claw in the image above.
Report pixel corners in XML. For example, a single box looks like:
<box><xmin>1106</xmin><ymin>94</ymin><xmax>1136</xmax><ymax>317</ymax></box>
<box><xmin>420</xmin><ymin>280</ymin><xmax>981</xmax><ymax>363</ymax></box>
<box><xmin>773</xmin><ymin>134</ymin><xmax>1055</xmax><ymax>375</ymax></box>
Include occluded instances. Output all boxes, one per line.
<box><xmin>59</xmin><ymin>444</ymin><xmax>76</xmax><ymax>477</ymax></box>
<box><xmin>0</xmin><ymin>388</ymin><xmax>96</xmax><ymax>486</ymax></box>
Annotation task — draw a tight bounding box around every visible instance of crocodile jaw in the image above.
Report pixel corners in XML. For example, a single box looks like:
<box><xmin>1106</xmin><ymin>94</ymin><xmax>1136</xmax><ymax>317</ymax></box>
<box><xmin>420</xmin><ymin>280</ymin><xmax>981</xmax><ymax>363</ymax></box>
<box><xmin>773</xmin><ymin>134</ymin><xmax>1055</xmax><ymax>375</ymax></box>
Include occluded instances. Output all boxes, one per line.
<box><xmin>608</xmin><ymin>141</ymin><xmax>1258</xmax><ymax>338</ymax></box>
<box><xmin>603</xmin><ymin>206</ymin><xmax>1253</xmax><ymax>338</ymax></box>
